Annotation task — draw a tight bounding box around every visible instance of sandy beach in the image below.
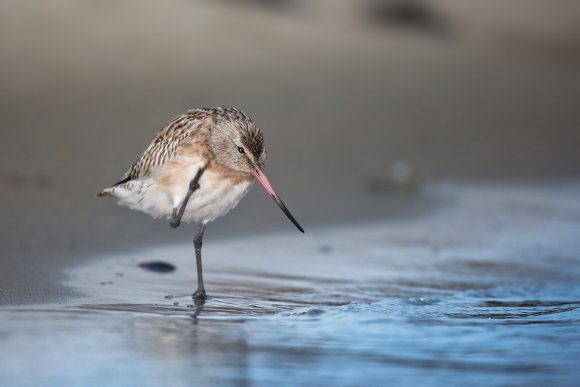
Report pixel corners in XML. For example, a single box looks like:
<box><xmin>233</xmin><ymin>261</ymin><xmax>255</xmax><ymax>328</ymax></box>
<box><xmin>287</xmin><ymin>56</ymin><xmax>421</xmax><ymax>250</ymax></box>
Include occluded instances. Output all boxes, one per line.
<box><xmin>1</xmin><ymin>1</ymin><xmax>580</xmax><ymax>385</ymax></box>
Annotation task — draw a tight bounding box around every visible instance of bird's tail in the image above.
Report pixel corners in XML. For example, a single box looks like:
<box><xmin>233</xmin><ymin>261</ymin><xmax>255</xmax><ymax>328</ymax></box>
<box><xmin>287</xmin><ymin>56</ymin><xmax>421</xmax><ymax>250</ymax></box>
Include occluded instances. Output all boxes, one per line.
<box><xmin>97</xmin><ymin>187</ymin><xmax>116</xmax><ymax>197</ymax></box>
<box><xmin>97</xmin><ymin>181</ymin><xmax>136</xmax><ymax>199</ymax></box>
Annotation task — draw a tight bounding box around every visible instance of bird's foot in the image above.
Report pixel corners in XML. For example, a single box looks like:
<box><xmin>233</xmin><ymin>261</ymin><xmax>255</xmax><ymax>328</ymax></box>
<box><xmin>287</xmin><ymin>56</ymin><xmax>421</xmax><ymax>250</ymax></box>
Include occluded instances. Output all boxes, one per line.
<box><xmin>170</xmin><ymin>208</ymin><xmax>181</xmax><ymax>228</ymax></box>
<box><xmin>192</xmin><ymin>288</ymin><xmax>207</xmax><ymax>305</ymax></box>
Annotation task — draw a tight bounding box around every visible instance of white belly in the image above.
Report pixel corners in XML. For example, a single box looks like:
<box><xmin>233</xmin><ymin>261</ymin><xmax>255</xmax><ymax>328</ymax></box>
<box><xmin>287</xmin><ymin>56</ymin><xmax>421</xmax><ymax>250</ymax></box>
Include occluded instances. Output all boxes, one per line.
<box><xmin>113</xmin><ymin>171</ymin><xmax>253</xmax><ymax>224</ymax></box>
<box><xmin>182</xmin><ymin>177</ymin><xmax>253</xmax><ymax>223</ymax></box>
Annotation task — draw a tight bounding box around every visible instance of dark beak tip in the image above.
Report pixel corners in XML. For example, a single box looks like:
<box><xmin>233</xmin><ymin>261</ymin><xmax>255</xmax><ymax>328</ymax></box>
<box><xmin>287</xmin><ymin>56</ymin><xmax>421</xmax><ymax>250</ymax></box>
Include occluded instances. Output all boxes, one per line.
<box><xmin>287</xmin><ymin>214</ymin><xmax>304</xmax><ymax>233</ymax></box>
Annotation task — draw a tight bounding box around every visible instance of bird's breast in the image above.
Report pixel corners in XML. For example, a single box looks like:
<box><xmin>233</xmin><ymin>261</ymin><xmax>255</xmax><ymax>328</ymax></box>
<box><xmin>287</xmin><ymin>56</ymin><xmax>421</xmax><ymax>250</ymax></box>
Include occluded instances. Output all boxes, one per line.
<box><xmin>182</xmin><ymin>171</ymin><xmax>253</xmax><ymax>223</ymax></box>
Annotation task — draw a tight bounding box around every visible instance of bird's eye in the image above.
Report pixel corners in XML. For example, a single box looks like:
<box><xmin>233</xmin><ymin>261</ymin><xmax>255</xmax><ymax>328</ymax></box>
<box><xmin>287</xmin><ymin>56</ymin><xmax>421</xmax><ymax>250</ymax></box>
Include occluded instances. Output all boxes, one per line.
<box><xmin>237</xmin><ymin>147</ymin><xmax>245</xmax><ymax>154</ymax></box>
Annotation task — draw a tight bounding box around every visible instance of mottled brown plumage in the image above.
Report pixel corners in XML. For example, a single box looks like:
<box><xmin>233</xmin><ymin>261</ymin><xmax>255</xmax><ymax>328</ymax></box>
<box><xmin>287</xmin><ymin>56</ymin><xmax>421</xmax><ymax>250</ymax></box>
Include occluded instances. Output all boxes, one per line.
<box><xmin>122</xmin><ymin>107</ymin><xmax>263</xmax><ymax>182</ymax></box>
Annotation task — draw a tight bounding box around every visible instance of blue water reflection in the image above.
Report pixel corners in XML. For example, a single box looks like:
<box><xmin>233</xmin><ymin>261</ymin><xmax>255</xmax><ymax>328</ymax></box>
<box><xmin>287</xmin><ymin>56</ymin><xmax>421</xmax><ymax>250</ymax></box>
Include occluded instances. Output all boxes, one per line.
<box><xmin>1</xmin><ymin>281</ymin><xmax>578</xmax><ymax>386</ymax></box>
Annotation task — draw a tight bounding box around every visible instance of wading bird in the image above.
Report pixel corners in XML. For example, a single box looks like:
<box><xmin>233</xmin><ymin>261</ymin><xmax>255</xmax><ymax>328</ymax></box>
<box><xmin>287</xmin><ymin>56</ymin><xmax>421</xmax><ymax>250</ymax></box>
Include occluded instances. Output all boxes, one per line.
<box><xmin>98</xmin><ymin>107</ymin><xmax>303</xmax><ymax>303</ymax></box>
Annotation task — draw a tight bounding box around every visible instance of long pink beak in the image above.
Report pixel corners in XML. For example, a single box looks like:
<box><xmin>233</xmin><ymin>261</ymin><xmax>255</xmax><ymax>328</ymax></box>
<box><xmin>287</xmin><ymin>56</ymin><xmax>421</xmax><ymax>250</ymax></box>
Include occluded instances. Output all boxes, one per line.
<box><xmin>252</xmin><ymin>168</ymin><xmax>304</xmax><ymax>233</ymax></box>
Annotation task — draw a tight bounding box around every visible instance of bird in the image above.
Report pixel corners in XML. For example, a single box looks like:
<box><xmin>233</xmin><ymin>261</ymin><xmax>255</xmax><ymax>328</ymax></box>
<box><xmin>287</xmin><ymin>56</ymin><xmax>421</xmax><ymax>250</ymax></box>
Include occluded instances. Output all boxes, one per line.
<box><xmin>98</xmin><ymin>107</ymin><xmax>304</xmax><ymax>303</ymax></box>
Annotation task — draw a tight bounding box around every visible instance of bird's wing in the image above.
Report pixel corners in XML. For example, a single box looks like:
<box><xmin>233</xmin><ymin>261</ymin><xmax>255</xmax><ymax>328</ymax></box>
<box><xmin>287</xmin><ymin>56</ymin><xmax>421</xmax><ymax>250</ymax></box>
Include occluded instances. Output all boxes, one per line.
<box><xmin>118</xmin><ymin>110</ymin><xmax>209</xmax><ymax>183</ymax></box>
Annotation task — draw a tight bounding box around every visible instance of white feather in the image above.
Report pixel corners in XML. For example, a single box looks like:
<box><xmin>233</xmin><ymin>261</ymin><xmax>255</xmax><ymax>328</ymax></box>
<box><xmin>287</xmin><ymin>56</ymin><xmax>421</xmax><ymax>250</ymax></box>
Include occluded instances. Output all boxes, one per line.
<box><xmin>110</xmin><ymin>158</ymin><xmax>253</xmax><ymax>224</ymax></box>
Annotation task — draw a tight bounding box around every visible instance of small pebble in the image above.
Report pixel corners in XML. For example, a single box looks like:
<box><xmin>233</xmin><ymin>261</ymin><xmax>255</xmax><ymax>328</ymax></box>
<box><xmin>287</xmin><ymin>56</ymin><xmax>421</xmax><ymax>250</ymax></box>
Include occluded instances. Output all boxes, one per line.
<box><xmin>139</xmin><ymin>261</ymin><xmax>176</xmax><ymax>273</ymax></box>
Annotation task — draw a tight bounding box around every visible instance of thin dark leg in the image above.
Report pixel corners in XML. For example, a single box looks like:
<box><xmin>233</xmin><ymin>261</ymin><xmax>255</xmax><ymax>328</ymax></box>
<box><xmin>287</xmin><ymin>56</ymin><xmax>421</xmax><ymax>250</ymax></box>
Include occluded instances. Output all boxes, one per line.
<box><xmin>192</xmin><ymin>222</ymin><xmax>207</xmax><ymax>303</ymax></box>
<box><xmin>170</xmin><ymin>166</ymin><xmax>206</xmax><ymax>228</ymax></box>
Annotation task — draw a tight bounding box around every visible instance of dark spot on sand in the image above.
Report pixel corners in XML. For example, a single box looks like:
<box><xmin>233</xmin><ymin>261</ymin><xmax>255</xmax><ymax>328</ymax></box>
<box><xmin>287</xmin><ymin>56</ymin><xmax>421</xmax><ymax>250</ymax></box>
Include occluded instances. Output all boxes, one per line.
<box><xmin>5</xmin><ymin>173</ymin><xmax>55</xmax><ymax>189</ymax></box>
<box><xmin>6</xmin><ymin>173</ymin><xmax>26</xmax><ymax>188</ymax></box>
<box><xmin>319</xmin><ymin>245</ymin><xmax>333</xmax><ymax>254</ymax></box>
<box><xmin>139</xmin><ymin>261</ymin><xmax>176</xmax><ymax>273</ymax></box>
<box><xmin>221</xmin><ymin>0</ymin><xmax>296</xmax><ymax>12</ymax></box>
<box><xmin>35</xmin><ymin>174</ymin><xmax>55</xmax><ymax>189</ymax></box>
<box><xmin>366</xmin><ymin>0</ymin><xmax>448</xmax><ymax>35</ymax></box>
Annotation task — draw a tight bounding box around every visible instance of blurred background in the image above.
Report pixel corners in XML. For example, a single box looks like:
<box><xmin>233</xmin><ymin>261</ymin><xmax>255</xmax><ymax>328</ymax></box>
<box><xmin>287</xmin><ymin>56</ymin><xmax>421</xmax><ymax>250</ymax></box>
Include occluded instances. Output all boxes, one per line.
<box><xmin>1</xmin><ymin>0</ymin><xmax>579</xmax><ymax>303</ymax></box>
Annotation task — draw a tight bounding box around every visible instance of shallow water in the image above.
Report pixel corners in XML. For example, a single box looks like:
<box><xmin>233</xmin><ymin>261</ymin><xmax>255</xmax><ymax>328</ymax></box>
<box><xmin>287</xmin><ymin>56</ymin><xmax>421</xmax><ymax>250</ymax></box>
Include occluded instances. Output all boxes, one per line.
<box><xmin>2</xmin><ymin>183</ymin><xmax>580</xmax><ymax>386</ymax></box>
<box><xmin>2</xmin><ymin>282</ymin><xmax>579</xmax><ymax>386</ymax></box>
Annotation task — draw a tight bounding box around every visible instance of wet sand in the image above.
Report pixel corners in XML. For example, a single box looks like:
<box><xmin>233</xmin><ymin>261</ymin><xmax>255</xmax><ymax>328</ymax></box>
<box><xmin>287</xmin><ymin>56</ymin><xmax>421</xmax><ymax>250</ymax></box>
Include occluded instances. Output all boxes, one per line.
<box><xmin>2</xmin><ymin>26</ymin><xmax>580</xmax><ymax>305</ymax></box>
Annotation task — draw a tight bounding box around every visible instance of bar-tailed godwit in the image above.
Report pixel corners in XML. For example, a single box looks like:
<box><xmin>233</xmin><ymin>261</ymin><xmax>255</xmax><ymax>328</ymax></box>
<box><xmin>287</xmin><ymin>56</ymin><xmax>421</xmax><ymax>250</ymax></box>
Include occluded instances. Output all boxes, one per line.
<box><xmin>98</xmin><ymin>107</ymin><xmax>303</xmax><ymax>303</ymax></box>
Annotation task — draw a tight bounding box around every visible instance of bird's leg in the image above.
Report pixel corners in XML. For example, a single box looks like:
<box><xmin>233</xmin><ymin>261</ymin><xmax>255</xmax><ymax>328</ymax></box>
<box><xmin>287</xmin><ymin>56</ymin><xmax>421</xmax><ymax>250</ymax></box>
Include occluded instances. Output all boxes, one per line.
<box><xmin>170</xmin><ymin>166</ymin><xmax>206</xmax><ymax>228</ymax></box>
<box><xmin>192</xmin><ymin>222</ymin><xmax>207</xmax><ymax>303</ymax></box>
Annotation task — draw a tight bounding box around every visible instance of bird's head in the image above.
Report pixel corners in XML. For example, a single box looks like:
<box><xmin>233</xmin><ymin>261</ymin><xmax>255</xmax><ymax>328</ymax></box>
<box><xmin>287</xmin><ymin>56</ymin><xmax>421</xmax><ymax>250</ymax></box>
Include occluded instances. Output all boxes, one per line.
<box><xmin>208</xmin><ymin>107</ymin><xmax>303</xmax><ymax>233</ymax></box>
<box><xmin>209</xmin><ymin>112</ymin><xmax>266</xmax><ymax>175</ymax></box>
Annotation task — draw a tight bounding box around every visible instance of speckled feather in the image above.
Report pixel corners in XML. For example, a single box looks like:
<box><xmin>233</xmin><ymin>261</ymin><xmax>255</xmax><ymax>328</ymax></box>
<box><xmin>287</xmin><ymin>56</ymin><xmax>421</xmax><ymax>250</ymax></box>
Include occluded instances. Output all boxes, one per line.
<box><xmin>123</xmin><ymin>107</ymin><xmax>262</xmax><ymax>182</ymax></box>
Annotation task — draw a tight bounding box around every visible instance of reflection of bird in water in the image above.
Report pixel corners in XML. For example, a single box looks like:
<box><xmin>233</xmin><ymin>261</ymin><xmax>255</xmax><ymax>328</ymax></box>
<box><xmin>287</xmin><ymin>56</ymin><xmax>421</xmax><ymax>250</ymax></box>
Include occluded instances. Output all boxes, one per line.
<box><xmin>99</xmin><ymin>107</ymin><xmax>303</xmax><ymax>303</ymax></box>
